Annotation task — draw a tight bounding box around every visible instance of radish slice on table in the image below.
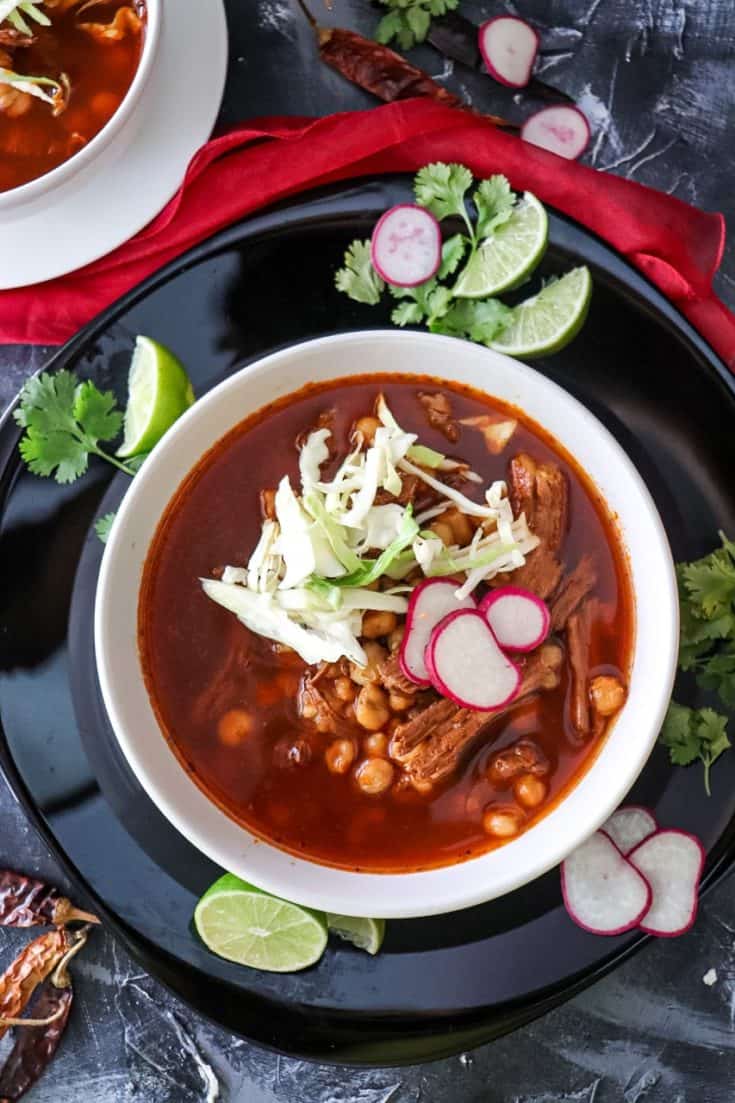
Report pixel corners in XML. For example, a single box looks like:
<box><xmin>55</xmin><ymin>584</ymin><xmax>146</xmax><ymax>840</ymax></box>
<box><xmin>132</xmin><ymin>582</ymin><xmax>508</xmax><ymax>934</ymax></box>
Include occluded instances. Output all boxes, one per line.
<box><xmin>602</xmin><ymin>806</ymin><xmax>658</xmax><ymax>855</ymax></box>
<box><xmin>521</xmin><ymin>106</ymin><xmax>591</xmax><ymax>160</ymax></box>
<box><xmin>561</xmin><ymin>831</ymin><xmax>652</xmax><ymax>936</ymax></box>
<box><xmin>400</xmin><ymin>578</ymin><xmax>476</xmax><ymax>687</ymax></box>
<box><xmin>425</xmin><ymin>609</ymin><xmax>521</xmax><ymax>711</ymax></box>
<box><xmin>478</xmin><ymin>16</ymin><xmax>539</xmax><ymax>89</ymax></box>
<box><xmin>370</xmin><ymin>204</ymin><xmax>442</xmax><ymax>287</ymax></box>
<box><xmin>628</xmin><ymin>830</ymin><xmax>704</xmax><ymax>937</ymax></box>
<box><xmin>479</xmin><ymin>586</ymin><xmax>550</xmax><ymax>653</ymax></box>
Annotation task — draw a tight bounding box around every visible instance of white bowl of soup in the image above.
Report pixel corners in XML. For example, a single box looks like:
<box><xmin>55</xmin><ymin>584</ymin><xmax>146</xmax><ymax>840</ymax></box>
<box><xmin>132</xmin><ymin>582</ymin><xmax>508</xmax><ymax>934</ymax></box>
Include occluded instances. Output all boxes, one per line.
<box><xmin>95</xmin><ymin>330</ymin><xmax>678</xmax><ymax>918</ymax></box>
<box><xmin>0</xmin><ymin>0</ymin><xmax>159</xmax><ymax>205</ymax></box>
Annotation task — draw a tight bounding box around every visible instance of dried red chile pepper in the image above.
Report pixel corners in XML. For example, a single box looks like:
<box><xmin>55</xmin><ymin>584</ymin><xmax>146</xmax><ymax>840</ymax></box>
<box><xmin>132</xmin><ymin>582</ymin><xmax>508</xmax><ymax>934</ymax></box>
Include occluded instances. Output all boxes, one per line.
<box><xmin>0</xmin><ymin>981</ymin><xmax>73</xmax><ymax>1103</ymax></box>
<box><xmin>0</xmin><ymin>870</ymin><xmax>99</xmax><ymax>929</ymax></box>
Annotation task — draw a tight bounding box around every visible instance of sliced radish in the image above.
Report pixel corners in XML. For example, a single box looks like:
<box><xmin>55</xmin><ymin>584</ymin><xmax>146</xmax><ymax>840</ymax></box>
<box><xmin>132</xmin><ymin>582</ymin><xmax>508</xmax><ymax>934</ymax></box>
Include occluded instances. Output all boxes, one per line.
<box><xmin>602</xmin><ymin>806</ymin><xmax>658</xmax><ymax>856</ymax></box>
<box><xmin>478</xmin><ymin>16</ymin><xmax>539</xmax><ymax>90</ymax></box>
<box><xmin>400</xmin><ymin>579</ymin><xmax>476</xmax><ymax>687</ymax></box>
<box><xmin>479</xmin><ymin>586</ymin><xmax>550</xmax><ymax>653</ymax></box>
<box><xmin>521</xmin><ymin>105</ymin><xmax>591</xmax><ymax>161</ymax></box>
<box><xmin>628</xmin><ymin>830</ymin><xmax>705</xmax><ymax>937</ymax></box>
<box><xmin>425</xmin><ymin>609</ymin><xmax>521</xmax><ymax>711</ymax></box>
<box><xmin>370</xmin><ymin>204</ymin><xmax>442</xmax><ymax>287</ymax></box>
<box><xmin>561</xmin><ymin>831</ymin><xmax>652</xmax><ymax>936</ymax></box>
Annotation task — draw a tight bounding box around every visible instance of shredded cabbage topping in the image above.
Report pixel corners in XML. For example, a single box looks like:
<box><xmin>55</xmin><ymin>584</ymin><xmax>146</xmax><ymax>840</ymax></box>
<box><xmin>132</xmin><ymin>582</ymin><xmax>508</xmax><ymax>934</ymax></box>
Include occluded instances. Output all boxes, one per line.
<box><xmin>202</xmin><ymin>395</ymin><xmax>539</xmax><ymax>665</ymax></box>
<box><xmin>0</xmin><ymin>0</ymin><xmax>50</xmax><ymax>34</ymax></box>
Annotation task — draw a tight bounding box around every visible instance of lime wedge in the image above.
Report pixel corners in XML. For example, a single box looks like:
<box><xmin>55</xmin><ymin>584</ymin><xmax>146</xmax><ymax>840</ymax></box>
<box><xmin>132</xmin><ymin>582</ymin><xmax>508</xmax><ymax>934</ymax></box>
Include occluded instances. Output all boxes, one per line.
<box><xmin>453</xmin><ymin>193</ymin><xmax>548</xmax><ymax>299</ymax></box>
<box><xmin>327</xmin><ymin>914</ymin><xmax>385</xmax><ymax>955</ymax></box>
<box><xmin>194</xmin><ymin>874</ymin><xmax>328</xmax><ymax>972</ymax></box>
<box><xmin>489</xmin><ymin>266</ymin><xmax>592</xmax><ymax>359</ymax></box>
<box><xmin>116</xmin><ymin>335</ymin><xmax>195</xmax><ymax>458</ymax></box>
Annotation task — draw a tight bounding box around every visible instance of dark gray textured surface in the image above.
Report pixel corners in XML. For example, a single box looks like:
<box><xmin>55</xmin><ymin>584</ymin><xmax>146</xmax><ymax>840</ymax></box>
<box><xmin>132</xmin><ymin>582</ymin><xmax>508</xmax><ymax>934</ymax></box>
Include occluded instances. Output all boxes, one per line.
<box><xmin>1</xmin><ymin>0</ymin><xmax>734</xmax><ymax>1099</ymax></box>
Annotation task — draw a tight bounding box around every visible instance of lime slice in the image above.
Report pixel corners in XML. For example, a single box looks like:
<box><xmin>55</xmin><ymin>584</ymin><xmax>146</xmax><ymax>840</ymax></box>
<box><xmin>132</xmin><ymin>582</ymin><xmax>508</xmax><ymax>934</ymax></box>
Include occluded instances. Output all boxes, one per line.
<box><xmin>489</xmin><ymin>266</ymin><xmax>592</xmax><ymax>359</ymax></box>
<box><xmin>453</xmin><ymin>193</ymin><xmax>548</xmax><ymax>299</ymax></box>
<box><xmin>327</xmin><ymin>913</ymin><xmax>386</xmax><ymax>955</ymax></box>
<box><xmin>194</xmin><ymin>874</ymin><xmax>328</xmax><ymax>972</ymax></box>
<box><xmin>116</xmin><ymin>335</ymin><xmax>195</xmax><ymax>458</ymax></box>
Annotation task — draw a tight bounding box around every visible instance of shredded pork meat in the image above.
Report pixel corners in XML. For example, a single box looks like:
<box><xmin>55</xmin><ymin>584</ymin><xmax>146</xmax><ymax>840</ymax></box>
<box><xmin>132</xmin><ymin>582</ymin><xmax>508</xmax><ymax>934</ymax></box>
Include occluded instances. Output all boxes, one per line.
<box><xmin>567</xmin><ymin>600</ymin><xmax>594</xmax><ymax>736</ymax></box>
<box><xmin>504</xmin><ymin>453</ymin><xmax>568</xmax><ymax>600</ymax></box>
<box><xmin>550</xmin><ymin>554</ymin><xmax>597</xmax><ymax>631</ymax></box>
<box><xmin>418</xmin><ymin>392</ymin><xmax>460</xmax><ymax>443</ymax></box>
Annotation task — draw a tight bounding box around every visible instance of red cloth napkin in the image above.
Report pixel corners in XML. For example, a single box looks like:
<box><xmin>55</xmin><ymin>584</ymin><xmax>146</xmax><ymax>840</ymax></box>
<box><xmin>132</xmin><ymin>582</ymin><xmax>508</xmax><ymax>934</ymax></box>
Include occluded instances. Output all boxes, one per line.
<box><xmin>3</xmin><ymin>98</ymin><xmax>734</xmax><ymax>369</ymax></box>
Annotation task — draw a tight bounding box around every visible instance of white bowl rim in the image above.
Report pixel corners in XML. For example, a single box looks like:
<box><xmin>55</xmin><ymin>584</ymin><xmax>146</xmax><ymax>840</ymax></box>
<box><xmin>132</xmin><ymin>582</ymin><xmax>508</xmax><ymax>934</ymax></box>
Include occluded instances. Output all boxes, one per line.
<box><xmin>95</xmin><ymin>330</ymin><xmax>679</xmax><ymax>918</ymax></box>
<box><xmin>0</xmin><ymin>0</ymin><xmax>161</xmax><ymax>209</ymax></box>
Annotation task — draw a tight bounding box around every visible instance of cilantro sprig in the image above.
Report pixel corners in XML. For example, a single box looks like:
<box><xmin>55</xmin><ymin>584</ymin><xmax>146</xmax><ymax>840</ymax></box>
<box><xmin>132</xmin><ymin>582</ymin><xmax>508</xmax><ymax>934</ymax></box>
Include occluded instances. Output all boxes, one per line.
<box><xmin>660</xmin><ymin>703</ymin><xmax>729</xmax><ymax>796</ymax></box>
<box><xmin>659</xmin><ymin>533</ymin><xmax>735</xmax><ymax>792</ymax></box>
<box><xmin>375</xmin><ymin>0</ymin><xmax>459</xmax><ymax>50</ymax></box>
<box><xmin>13</xmin><ymin>370</ymin><xmax>137</xmax><ymax>484</ymax></box>
<box><xmin>335</xmin><ymin>163</ymin><xmax>516</xmax><ymax>345</ymax></box>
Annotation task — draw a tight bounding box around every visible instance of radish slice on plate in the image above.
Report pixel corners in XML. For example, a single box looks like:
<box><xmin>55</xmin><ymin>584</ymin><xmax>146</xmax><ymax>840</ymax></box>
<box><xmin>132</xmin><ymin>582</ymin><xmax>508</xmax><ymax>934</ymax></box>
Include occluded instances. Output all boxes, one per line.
<box><xmin>479</xmin><ymin>586</ymin><xmax>550</xmax><ymax>653</ymax></box>
<box><xmin>370</xmin><ymin>204</ymin><xmax>442</xmax><ymax>287</ymax></box>
<box><xmin>628</xmin><ymin>830</ymin><xmax>705</xmax><ymax>937</ymax></box>
<box><xmin>425</xmin><ymin>609</ymin><xmax>521</xmax><ymax>711</ymax></box>
<box><xmin>478</xmin><ymin>16</ymin><xmax>539</xmax><ymax>89</ymax></box>
<box><xmin>400</xmin><ymin>578</ymin><xmax>476</xmax><ymax>687</ymax></box>
<box><xmin>521</xmin><ymin>105</ymin><xmax>591</xmax><ymax>161</ymax></box>
<box><xmin>602</xmin><ymin>806</ymin><xmax>658</xmax><ymax>855</ymax></box>
<box><xmin>561</xmin><ymin>831</ymin><xmax>652</xmax><ymax>935</ymax></box>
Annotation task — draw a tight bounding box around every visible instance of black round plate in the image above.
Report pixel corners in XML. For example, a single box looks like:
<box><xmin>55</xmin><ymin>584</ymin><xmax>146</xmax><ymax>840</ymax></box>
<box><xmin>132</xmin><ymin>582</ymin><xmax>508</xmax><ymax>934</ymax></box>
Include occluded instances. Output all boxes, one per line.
<box><xmin>1</xmin><ymin>178</ymin><xmax>734</xmax><ymax>1066</ymax></box>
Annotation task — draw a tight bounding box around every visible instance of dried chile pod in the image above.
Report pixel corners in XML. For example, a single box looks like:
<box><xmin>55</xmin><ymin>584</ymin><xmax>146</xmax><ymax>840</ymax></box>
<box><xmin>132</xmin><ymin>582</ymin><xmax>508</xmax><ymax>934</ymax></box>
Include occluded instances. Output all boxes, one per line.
<box><xmin>0</xmin><ymin>870</ymin><xmax>99</xmax><ymax>929</ymax></box>
<box><xmin>0</xmin><ymin>981</ymin><xmax>73</xmax><ymax>1103</ymax></box>
<box><xmin>0</xmin><ymin>929</ymin><xmax>76</xmax><ymax>1039</ymax></box>
<box><xmin>318</xmin><ymin>25</ymin><xmax>463</xmax><ymax>108</ymax></box>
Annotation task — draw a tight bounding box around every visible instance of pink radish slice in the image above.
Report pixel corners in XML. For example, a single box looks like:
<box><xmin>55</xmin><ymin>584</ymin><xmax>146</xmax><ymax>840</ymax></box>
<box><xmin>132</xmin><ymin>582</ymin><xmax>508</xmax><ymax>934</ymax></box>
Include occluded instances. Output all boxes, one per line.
<box><xmin>400</xmin><ymin>579</ymin><xmax>477</xmax><ymax>687</ymax></box>
<box><xmin>602</xmin><ymin>806</ymin><xmax>658</xmax><ymax>855</ymax></box>
<box><xmin>479</xmin><ymin>586</ymin><xmax>550</xmax><ymax>653</ymax></box>
<box><xmin>478</xmin><ymin>16</ymin><xmax>539</xmax><ymax>89</ymax></box>
<box><xmin>370</xmin><ymin>204</ymin><xmax>442</xmax><ymax>287</ymax></box>
<box><xmin>425</xmin><ymin>609</ymin><xmax>521</xmax><ymax>711</ymax></box>
<box><xmin>628</xmin><ymin>830</ymin><xmax>705</xmax><ymax>937</ymax></box>
<box><xmin>561</xmin><ymin>831</ymin><xmax>652</xmax><ymax>936</ymax></box>
<box><xmin>521</xmin><ymin>105</ymin><xmax>591</xmax><ymax>161</ymax></box>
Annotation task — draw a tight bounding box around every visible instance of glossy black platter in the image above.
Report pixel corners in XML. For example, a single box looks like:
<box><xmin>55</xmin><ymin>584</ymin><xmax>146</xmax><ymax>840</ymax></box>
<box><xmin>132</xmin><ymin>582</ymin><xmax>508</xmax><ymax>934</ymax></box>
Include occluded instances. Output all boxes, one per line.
<box><xmin>1</xmin><ymin>177</ymin><xmax>734</xmax><ymax>1066</ymax></box>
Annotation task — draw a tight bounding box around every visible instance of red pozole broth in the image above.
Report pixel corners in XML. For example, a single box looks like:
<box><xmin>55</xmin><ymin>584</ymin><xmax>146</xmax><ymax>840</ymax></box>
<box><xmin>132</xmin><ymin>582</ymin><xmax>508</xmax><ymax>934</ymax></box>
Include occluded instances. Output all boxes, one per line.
<box><xmin>140</xmin><ymin>376</ymin><xmax>634</xmax><ymax>873</ymax></box>
<box><xmin>0</xmin><ymin>2</ymin><xmax>145</xmax><ymax>192</ymax></box>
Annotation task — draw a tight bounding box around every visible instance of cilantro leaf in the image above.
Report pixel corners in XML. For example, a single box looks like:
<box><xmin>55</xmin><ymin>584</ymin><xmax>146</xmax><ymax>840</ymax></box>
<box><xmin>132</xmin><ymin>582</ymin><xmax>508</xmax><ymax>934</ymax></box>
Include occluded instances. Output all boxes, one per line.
<box><xmin>474</xmin><ymin>175</ymin><xmax>516</xmax><ymax>240</ymax></box>
<box><xmin>392</xmin><ymin>301</ymin><xmax>425</xmax><ymax>327</ymax></box>
<box><xmin>375</xmin><ymin>10</ymin><xmax>405</xmax><ymax>45</ymax></box>
<box><xmin>14</xmin><ymin>370</ymin><xmax>137</xmax><ymax>485</ymax></box>
<box><xmin>375</xmin><ymin>0</ymin><xmax>458</xmax><ymax>47</ymax></box>
<box><xmin>19</xmin><ymin>426</ymin><xmax>89</xmax><ymax>484</ymax></box>
<box><xmin>95</xmin><ymin>512</ymin><xmax>117</xmax><ymax>544</ymax></box>
<box><xmin>14</xmin><ymin>370</ymin><xmax>78</xmax><ymax>436</ymax></box>
<box><xmin>680</xmin><ymin>535</ymin><xmax>735</xmax><ymax>620</ymax></box>
<box><xmin>414</xmin><ymin>162</ymin><xmax>474</xmax><ymax>227</ymax></box>
<box><xmin>431</xmin><ymin>298</ymin><xmax>512</xmax><ymax>344</ymax></box>
<box><xmin>73</xmin><ymin>380</ymin><xmax>123</xmax><ymax>443</ymax></box>
<box><xmin>660</xmin><ymin>702</ymin><xmax>730</xmax><ymax>794</ymax></box>
<box><xmin>388</xmin><ymin>279</ymin><xmax>452</xmax><ymax>328</ymax></box>
<box><xmin>335</xmin><ymin>240</ymin><xmax>385</xmax><ymax>306</ymax></box>
<box><xmin>438</xmin><ymin>233</ymin><xmax>468</xmax><ymax>279</ymax></box>
<box><xmin>405</xmin><ymin>5</ymin><xmax>430</xmax><ymax>42</ymax></box>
